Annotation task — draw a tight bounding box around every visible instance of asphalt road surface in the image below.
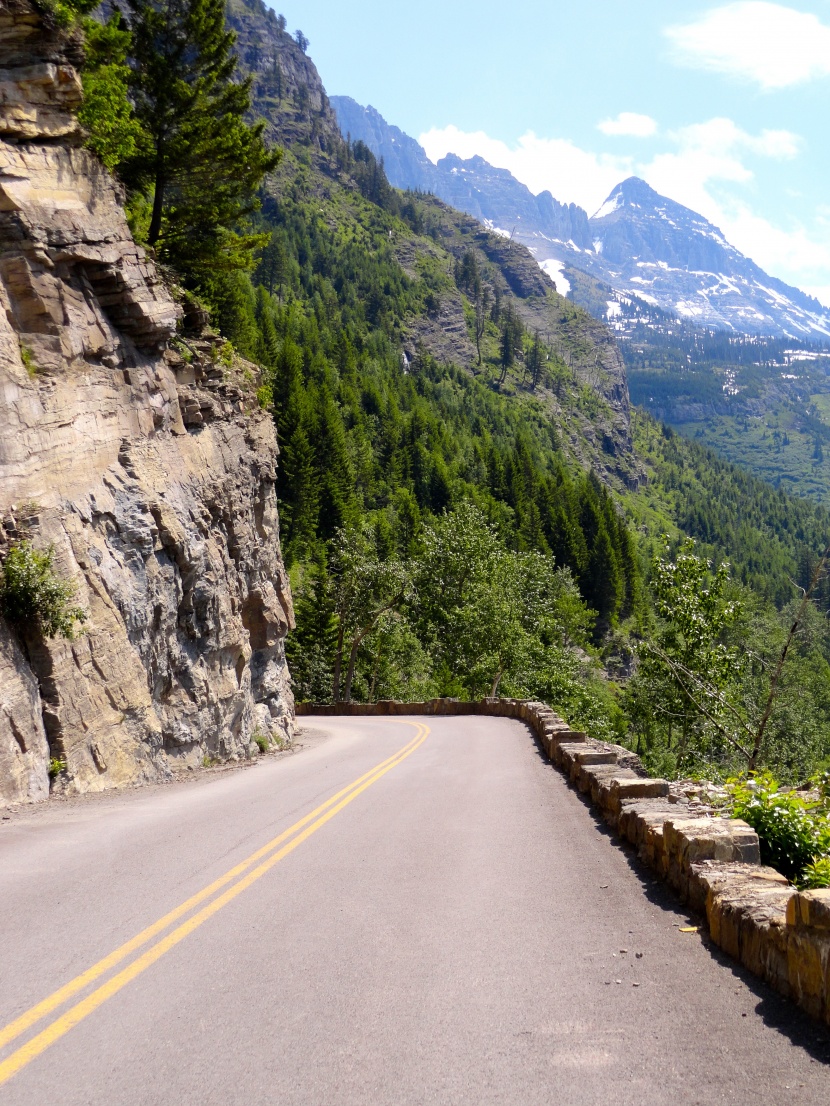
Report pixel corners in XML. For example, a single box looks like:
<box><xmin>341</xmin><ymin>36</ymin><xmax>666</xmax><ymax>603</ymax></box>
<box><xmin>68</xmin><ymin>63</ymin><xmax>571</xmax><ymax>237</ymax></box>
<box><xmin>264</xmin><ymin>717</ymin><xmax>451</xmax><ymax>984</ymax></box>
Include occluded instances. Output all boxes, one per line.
<box><xmin>1</xmin><ymin>715</ymin><xmax>828</xmax><ymax>1105</ymax></box>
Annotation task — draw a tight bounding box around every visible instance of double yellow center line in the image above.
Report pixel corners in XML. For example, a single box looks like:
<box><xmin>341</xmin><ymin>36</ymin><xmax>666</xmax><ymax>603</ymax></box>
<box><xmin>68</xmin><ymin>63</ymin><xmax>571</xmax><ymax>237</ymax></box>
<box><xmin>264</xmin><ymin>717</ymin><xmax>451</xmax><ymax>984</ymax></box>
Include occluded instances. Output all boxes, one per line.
<box><xmin>0</xmin><ymin>721</ymin><xmax>429</xmax><ymax>1087</ymax></box>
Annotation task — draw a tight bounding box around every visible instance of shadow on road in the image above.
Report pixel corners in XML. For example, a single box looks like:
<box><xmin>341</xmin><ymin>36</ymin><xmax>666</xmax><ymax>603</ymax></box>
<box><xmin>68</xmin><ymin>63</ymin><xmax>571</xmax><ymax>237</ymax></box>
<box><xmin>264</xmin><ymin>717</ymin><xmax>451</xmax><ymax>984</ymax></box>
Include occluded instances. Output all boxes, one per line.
<box><xmin>528</xmin><ymin>728</ymin><xmax>830</xmax><ymax>1067</ymax></box>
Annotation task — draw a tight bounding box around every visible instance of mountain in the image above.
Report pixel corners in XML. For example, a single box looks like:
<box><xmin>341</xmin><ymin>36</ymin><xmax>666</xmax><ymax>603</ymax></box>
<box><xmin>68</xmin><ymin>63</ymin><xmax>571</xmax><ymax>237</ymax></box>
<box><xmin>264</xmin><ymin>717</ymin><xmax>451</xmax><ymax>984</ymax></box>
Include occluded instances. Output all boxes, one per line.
<box><xmin>585</xmin><ymin>178</ymin><xmax>830</xmax><ymax>339</ymax></box>
<box><xmin>331</xmin><ymin>96</ymin><xmax>439</xmax><ymax>192</ymax></box>
<box><xmin>222</xmin><ymin>19</ymin><xmax>639</xmax><ymax>485</ymax></box>
<box><xmin>330</xmin><ymin>97</ymin><xmax>591</xmax><ymax>255</ymax></box>
<box><xmin>332</xmin><ymin>98</ymin><xmax>830</xmax><ymax>341</ymax></box>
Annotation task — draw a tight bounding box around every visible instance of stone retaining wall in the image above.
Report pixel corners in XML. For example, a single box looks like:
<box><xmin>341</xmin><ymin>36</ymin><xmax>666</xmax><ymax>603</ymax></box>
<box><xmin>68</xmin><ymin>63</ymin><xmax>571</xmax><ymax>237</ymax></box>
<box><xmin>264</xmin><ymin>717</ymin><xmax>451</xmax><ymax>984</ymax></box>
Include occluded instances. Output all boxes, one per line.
<box><xmin>298</xmin><ymin>697</ymin><xmax>830</xmax><ymax>1025</ymax></box>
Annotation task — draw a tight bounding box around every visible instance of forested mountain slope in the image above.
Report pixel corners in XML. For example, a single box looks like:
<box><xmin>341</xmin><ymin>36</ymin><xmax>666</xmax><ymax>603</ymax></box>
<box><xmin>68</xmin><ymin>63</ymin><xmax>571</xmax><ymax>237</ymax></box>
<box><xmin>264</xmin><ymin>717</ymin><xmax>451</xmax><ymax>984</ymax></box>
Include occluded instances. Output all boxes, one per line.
<box><xmin>224</xmin><ymin>0</ymin><xmax>638</xmax><ymax>487</ymax></box>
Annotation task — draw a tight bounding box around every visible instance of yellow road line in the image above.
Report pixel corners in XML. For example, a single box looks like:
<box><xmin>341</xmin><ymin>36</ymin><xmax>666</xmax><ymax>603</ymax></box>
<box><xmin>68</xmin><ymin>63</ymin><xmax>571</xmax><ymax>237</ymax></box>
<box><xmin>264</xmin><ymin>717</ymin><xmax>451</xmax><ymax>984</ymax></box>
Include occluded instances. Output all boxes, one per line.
<box><xmin>0</xmin><ymin>722</ymin><xmax>428</xmax><ymax>1086</ymax></box>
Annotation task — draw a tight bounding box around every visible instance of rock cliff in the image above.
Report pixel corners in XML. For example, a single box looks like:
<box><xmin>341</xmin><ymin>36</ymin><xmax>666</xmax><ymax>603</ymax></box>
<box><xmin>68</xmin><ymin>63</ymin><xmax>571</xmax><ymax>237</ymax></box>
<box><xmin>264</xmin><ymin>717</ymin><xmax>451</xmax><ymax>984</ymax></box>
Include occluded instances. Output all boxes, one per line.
<box><xmin>0</xmin><ymin>0</ymin><xmax>294</xmax><ymax>807</ymax></box>
<box><xmin>225</xmin><ymin>0</ymin><xmax>344</xmax><ymax>158</ymax></box>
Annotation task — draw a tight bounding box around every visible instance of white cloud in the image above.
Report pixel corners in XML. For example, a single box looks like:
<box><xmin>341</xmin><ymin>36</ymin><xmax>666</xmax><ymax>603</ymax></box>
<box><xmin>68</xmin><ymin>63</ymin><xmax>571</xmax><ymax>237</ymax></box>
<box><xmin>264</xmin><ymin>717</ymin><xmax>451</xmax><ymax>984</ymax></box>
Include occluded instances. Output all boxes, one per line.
<box><xmin>597</xmin><ymin>112</ymin><xmax>658</xmax><ymax>138</ymax></box>
<box><xmin>640</xmin><ymin>117</ymin><xmax>800</xmax><ymax>224</ymax></box>
<box><xmin>666</xmin><ymin>2</ymin><xmax>830</xmax><ymax>89</ymax></box>
<box><xmin>418</xmin><ymin>125</ymin><xmax>630</xmax><ymax>214</ymax></box>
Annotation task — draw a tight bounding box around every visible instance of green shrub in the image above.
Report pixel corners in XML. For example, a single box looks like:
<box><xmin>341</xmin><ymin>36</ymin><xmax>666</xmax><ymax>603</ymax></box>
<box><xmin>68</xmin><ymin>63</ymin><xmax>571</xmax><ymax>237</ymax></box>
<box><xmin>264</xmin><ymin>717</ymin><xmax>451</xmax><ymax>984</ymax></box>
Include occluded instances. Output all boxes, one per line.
<box><xmin>36</xmin><ymin>0</ymin><xmax>98</xmax><ymax>29</ymax></box>
<box><xmin>77</xmin><ymin>13</ymin><xmax>146</xmax><ymax>172</ymax></box>
<box><xmin>0</xmin><ymin>541</ymin><xmax>87</xmax><ymax>639</ymax></box>
<box><xmin>48</xmin><ymin>757</ymin><xmax>67</xmax><ymax>779</ymax></box>
<box><xmin>802</xmin><ymin>857</ymin><xmax>830</xmax><ymax>890</ymax></box>
<box><xmin>19</xmin><ymin>343</ymin><xmax>37</xmax><ymax>378</ymax></box>
<box><xmin>727</xmin><ymin>772</ymin><xmax>830</xmax><ymax>884</ymax></box>
<box><xmin>253</xmin><ymin>732</ymin><xmax>269</xmax><ymax>754</ymax></box>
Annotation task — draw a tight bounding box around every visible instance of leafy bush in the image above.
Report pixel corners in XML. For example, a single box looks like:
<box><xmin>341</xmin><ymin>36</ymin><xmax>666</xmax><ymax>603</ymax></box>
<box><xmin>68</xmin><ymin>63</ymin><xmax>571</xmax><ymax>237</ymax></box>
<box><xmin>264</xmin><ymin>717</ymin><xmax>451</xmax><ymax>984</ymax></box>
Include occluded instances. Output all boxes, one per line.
<box><xmin>0</xmin><ymin>541</ymin><xmax>87</xmax><ymax>640</ymax></box>
<box><xmin>802</xmin><ymin>857</ymin><xmax>830</xmax><ymax>890</ymax></box>
<box><xmin>78</xmin><ymin>13</ymin><xmax>146</xmax><ymax>171</ymax></box>
<box><xmin>253</xmin><ymin>732</ymin><xmax>269</xmax><ymax>754</ymax></box>
<box><xmin>727</xmin><ymin>773</ymin><xmax>830</xmax><ymax>884</ymax></box>
<box><xmin>48</xmin><ymin>757</ymin><xmax>67</xmax><ymax>779</ymax></box>
<box><xmin>36</xmin><ymin>0</ymin><xmax>98</xmax><ymax>29</ymax></box>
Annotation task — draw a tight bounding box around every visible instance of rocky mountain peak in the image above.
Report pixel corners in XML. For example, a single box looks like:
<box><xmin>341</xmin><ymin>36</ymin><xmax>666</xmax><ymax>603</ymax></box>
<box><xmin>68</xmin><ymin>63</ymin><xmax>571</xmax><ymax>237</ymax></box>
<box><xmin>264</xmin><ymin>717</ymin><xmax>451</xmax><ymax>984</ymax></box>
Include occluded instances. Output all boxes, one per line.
<box><xmin>595</xmin><ymin>176</ymin><xmax>661</xmax><ymax>212</ymax></box>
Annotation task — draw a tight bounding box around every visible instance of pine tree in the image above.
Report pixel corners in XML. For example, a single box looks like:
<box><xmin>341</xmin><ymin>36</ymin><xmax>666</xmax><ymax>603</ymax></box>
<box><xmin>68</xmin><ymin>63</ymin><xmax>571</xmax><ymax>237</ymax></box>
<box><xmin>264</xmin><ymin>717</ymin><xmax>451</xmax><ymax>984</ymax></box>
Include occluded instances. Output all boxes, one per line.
<box><xmin>527</xmin><ymin>330</ymin><xmax>543</xmax><ymax>389</ymax></box>
<box><xmin>498</xmin><ymin>304</ymin><xmax>522</xmax><ymax>385</ymax></box>
<box><xmin>123</xmin><ymin>0</ymin><xmax>281</xmax><ymax>283</ymax></box>
<box><xmin>281</xmin><ymin>423</ymin><xmax>320</xmax><ymax>560</ymax></box>
<box><xmin>285</xmin><ymin>549</ymin><xmax>337</xmax><ymax>702</ymax></box>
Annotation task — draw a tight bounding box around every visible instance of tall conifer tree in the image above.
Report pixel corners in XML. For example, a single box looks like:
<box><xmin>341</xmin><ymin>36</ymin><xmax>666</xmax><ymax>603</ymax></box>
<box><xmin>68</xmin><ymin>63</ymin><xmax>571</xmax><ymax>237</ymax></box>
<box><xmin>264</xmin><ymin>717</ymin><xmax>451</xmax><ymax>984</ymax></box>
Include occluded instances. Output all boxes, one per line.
<box><xmin>123</xmin><ymin>0</ymin><xmax>280</xmax><ymax>282</ymax></box>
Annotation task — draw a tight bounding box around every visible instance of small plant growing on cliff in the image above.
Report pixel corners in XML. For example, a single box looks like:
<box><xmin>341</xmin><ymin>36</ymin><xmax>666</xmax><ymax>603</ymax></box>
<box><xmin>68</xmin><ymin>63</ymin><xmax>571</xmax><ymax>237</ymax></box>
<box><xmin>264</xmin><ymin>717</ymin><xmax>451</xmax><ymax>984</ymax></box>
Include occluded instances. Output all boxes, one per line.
<box><xmin>252</xmin><ymin>731</ymin><xmax>269</xmax><ymax>754</ymax></box>
<box><xmin>48</xmin><ymin>757</ymin><xmax>67</xmax><ymax>779</ymax></box>
<box><xmin>36</xmin><ymin>0</ymin><xmax>98</xmax><ymax>30</ymax></box>
<box><xmin>19</xmin><ymin>343</ymin><xmax>37</xmax><ymax>378</ymax></box>
<box><xmin>218</xmin><ymin>340</ymin><xmax>235</xmax><ymax>369</ymax></box>
<box><xmin>0</xmin><ymin>541</ymin><xmax>87</xmax><ymax>640</ymax></box>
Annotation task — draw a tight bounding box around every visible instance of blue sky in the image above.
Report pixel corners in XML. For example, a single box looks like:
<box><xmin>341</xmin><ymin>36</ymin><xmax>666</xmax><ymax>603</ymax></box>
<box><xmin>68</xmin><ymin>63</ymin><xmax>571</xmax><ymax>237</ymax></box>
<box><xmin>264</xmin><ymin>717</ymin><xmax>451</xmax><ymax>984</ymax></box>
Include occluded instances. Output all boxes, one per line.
<box><xmin>273</xmin><ymin>2</ymin><xmax>830</xmax><ymax>304</ymax></box>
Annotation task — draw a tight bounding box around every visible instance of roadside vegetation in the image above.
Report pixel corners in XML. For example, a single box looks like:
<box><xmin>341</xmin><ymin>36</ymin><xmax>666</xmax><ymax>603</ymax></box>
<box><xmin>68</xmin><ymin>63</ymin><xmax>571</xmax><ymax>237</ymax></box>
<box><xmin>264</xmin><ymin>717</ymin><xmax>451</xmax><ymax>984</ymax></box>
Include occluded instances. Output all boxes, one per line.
<box><xmin>0</xmin><ymin>541</ymin><xmax>86</xmax><ymax>641</ymax></box>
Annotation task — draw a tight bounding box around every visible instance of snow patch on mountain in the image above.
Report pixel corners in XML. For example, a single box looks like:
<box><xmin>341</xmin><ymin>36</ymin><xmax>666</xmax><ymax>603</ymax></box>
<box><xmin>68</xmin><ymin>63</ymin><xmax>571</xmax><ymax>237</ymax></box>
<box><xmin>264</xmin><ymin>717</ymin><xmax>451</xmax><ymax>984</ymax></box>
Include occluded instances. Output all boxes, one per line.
<box><xmin>592</xmin><ymin>194</ymin><xmax>623</xmax><ymax>221</ymax></box>
<box><xmin>540</xmin><ymin>258</ymin><xmax>571</xmax><ymax>296</ymax></box>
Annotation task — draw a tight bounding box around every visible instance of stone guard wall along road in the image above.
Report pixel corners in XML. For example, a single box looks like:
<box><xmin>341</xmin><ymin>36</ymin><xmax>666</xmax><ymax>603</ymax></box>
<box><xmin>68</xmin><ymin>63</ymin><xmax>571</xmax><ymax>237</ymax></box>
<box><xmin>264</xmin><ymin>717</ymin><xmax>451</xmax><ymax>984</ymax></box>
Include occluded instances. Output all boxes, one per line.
<box><xmin>298</xmin><ymin>696</ymin><xmax>830</xmax><ymax>1027</ymax></box>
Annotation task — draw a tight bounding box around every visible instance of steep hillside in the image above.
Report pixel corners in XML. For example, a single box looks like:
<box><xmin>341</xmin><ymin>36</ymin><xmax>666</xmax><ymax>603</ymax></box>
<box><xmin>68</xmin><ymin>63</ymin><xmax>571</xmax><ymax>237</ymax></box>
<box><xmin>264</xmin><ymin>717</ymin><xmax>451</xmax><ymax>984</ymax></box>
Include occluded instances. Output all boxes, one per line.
<box><xmin>0</xmin><ymin>1</ymin><xmax>294</xmax><ymax>806</ymax></box>
<box><xmin>223</xmin><ymin>2</ymin><xmax>639</xmax><ymax>488</ymax></box>
<box><xmin>334</xmin><ymin>98</ymin><xmax>830</xmax><ymax>341</ymax></box>
<box><xmin>224</xmin><ymin>0</ymin><xmax>343</xmax><ymax>155</ymax></box>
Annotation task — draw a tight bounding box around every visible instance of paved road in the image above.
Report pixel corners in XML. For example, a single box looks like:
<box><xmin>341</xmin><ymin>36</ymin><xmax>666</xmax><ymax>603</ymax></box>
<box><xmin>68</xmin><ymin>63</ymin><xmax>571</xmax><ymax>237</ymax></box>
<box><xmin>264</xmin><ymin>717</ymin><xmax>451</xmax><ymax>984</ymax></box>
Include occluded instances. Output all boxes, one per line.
<box><xmin>0</xmin><ymin>716</ymin><xmax>828</xmax><ymax>1105</ymax></box>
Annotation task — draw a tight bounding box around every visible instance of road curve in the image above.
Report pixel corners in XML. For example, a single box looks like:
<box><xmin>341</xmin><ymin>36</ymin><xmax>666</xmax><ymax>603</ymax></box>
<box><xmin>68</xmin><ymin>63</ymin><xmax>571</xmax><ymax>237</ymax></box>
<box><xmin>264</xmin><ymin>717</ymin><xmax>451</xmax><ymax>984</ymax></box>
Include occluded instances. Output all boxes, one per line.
<box><xmin>0</xmin><ymin>715</ymin><xmax>828</xmax><ymax>1105</ymax></box>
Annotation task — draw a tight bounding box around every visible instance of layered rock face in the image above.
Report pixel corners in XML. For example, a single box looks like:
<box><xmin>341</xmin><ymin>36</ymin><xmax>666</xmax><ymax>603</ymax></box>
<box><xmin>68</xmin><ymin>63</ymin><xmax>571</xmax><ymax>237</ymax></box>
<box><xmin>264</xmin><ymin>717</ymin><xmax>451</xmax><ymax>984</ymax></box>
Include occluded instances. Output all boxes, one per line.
<box><xmin>0</xmin><ymin>0</ymin><xmax>294</xmax><ymax>806</ymax></box>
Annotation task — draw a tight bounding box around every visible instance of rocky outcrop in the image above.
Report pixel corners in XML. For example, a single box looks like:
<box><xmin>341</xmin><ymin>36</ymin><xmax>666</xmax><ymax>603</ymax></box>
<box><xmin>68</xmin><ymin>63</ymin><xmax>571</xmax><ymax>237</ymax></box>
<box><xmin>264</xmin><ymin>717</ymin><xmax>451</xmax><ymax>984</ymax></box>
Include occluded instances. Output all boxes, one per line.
<box><xmin>226</xmin><ymin>0</ymin><xmax>343</xmax><ymax>157</ymax></box>
<box><xmin>0</xmin><ymin>1</ymin><xmax>294</xmax><ymax>806</ymax></box>
<box><xmin>0</xmin><ymin>0</ymin><xmax>84</xmax><ymax>140</ymax></box>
